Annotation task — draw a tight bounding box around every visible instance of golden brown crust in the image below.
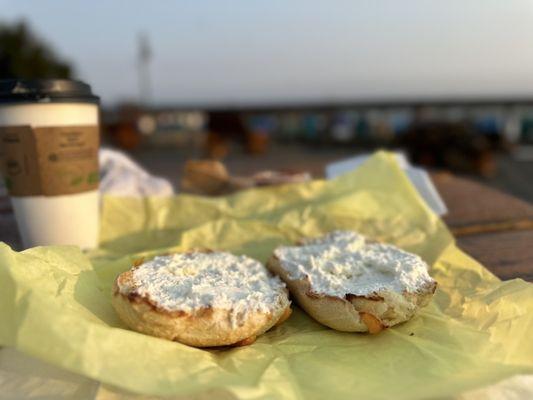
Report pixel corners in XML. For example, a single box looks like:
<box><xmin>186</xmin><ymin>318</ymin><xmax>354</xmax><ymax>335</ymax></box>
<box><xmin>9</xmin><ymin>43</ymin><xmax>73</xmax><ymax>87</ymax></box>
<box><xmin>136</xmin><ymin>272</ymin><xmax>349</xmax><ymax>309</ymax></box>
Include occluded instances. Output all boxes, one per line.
<box><xmin>233</xmin><ymin>335</ymin><xmax>257</xmax><ymax>347</ymax></box>
<box><xmin>112</xmin><ymin>252</ymin><xmax>291</xmax><ymax>347</ymax></box>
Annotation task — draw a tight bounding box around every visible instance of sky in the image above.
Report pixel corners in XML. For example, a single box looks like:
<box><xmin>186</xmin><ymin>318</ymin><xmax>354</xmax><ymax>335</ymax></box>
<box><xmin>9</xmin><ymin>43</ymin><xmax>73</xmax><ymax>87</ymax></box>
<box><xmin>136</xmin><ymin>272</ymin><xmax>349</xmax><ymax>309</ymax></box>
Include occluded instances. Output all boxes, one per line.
<box><xmin>2</xmin><ymin>0</ymin><xmax>533</xmax><ymax>106</ymax></box>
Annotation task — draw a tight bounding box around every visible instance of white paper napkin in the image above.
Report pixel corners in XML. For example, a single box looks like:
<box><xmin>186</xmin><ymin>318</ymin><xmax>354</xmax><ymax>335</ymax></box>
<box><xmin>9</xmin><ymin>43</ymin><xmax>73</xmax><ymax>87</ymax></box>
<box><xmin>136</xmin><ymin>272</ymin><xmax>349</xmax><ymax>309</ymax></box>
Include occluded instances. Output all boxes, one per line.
<box><xmin>325</xmin><ymin>152</ymin><xmax>448</xmax><ymax>216</ymax></box>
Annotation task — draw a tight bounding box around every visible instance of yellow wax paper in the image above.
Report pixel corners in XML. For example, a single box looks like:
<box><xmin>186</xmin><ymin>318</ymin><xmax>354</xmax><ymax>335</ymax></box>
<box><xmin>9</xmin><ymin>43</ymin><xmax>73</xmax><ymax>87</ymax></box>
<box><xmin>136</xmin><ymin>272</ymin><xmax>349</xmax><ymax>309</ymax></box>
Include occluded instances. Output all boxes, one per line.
<box><xmin>1</xmin><ymin>151</ymin><xmax>532</xmax><ymax>400</ymax></box>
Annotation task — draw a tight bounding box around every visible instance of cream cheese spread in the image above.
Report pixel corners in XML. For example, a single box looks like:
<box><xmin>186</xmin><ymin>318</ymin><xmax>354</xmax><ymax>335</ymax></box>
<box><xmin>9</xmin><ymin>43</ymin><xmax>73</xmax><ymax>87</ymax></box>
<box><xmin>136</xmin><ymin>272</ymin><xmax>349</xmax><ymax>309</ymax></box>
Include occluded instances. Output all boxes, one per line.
<box><xmin>118</xmin><ymin>252</ymin><xmax>287</xmax><ymax>320</ymax></box>
<box><xmin>274</xmin><ymin>231</ymin><xmax>434</xmax><ymax>298</ymax></box>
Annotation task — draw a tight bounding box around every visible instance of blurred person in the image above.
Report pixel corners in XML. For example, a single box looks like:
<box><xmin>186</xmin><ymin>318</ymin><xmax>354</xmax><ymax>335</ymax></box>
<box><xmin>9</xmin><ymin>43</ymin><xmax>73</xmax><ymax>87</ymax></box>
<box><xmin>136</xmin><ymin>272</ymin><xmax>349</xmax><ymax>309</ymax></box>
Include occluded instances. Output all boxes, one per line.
<box><xmin>400</xmin><ymin>121</ymin><xmax>498</xmax><ymax>176</ymax></box>
<box><xmin>207</xmin><ymin>111</ymin><xmax>269</xmax><ymax>159</ymax></box>
<box><xmin>103</xmin><ymin>104</ymin><xmax>143</xmax><ymax>150</ymax></box>
<box><xmin>247</xmin><ymin>114</ymin><xmax>276</xmax><ymax>154</ymax></box>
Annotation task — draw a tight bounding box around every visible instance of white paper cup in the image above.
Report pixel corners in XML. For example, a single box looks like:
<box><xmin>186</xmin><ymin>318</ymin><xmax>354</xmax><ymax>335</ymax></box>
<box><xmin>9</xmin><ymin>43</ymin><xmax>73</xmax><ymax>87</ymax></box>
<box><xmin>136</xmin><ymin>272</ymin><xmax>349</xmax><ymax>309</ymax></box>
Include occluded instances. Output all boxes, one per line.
<box><xmin>0</xmin><ymin>80</ymin><xmax>100</xmax><ymax>249</ymax></box>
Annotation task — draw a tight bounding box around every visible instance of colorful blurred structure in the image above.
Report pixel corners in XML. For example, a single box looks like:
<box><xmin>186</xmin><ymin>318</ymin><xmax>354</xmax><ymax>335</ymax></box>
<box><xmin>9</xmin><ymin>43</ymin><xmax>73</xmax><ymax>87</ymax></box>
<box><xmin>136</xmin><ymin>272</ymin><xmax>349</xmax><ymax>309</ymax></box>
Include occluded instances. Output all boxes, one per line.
<box><xmin>101</xmin><ymin>97</ymin><xmax>533</xmax><ymax>175</ymax></box>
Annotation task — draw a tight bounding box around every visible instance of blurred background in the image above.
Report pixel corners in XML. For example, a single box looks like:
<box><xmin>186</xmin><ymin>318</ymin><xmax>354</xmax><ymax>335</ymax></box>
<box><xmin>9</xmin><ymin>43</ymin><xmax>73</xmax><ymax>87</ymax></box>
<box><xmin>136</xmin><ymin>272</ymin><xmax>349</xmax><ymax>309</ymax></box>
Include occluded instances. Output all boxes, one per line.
<box><xmin>1</xmin><ymin>0</ymin><xmax>533</xmax><ymax>200</ymax></box>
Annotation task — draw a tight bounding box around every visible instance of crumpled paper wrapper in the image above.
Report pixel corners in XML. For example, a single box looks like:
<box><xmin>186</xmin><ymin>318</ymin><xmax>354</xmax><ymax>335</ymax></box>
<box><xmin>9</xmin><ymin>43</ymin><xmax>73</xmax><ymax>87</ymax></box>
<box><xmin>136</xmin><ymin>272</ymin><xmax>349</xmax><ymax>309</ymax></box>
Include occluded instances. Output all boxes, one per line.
<box><xmin>1</xmin><ymin>152</ymin><xmax>532</xmax><ymax>400</ymax></box>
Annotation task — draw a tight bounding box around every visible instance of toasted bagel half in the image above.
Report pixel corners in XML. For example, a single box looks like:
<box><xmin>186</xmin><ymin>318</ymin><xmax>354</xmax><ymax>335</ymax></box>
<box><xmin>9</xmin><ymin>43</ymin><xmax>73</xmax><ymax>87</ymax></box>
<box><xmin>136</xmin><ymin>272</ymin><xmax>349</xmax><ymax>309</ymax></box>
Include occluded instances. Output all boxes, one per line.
<box><xmin>267</xmin><ymin>231</ymin><xmax>437</xmax><ymax>333</ymax></box>
<box><xmin>113</xmin><ymin>251</ymin><xmax>291</xmax><ymax>347</ymax></box>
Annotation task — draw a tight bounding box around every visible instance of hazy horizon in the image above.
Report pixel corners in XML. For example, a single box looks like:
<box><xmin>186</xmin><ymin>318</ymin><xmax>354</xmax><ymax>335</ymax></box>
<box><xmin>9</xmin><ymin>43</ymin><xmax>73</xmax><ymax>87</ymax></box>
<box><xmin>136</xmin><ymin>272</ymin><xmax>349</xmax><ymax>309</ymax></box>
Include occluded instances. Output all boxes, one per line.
<box><xmin>2</xmin><ymin>0</ymin><xmax>533</xmax><ymax>106</ymax></box>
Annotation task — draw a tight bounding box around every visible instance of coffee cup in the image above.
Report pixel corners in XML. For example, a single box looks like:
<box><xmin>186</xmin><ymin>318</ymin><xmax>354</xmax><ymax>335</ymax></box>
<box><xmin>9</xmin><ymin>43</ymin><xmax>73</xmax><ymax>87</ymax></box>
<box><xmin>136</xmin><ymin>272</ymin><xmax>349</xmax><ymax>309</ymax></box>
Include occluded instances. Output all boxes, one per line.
<box><xmin>0</xmin><ymin>79</ymin><xmax>100</xmax><ymax>249</ymax></box>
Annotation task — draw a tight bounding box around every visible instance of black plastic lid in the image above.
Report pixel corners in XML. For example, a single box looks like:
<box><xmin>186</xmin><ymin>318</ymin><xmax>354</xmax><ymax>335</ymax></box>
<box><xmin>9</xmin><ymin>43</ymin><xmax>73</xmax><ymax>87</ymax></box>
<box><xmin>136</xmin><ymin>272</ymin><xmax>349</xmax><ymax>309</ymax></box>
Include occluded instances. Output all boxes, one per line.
<box><xmin>0</xmin><ymin>79</ymin><xmax>99</xmax><ymax>104</ymax></box>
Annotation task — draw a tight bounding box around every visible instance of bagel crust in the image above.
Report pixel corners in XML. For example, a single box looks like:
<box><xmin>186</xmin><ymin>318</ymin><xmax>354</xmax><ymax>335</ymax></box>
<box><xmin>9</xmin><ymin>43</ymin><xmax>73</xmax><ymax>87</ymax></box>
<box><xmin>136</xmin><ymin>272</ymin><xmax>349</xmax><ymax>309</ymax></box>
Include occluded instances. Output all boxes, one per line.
<box><xmin>112</xmin><ymin>251</ymin><xmax>291</xmax><ymax>347</ymax></box>
<box><xmin>267</xmin><ymin>231</ymin><xmax>437</xmax><ymax>333</ymax></box>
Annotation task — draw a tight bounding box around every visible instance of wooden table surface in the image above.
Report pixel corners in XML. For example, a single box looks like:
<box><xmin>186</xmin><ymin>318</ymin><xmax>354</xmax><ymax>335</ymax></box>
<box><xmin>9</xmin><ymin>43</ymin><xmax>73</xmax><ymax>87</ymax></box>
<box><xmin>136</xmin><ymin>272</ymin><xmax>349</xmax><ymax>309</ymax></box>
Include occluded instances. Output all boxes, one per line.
<box><xmin>431</xmin><ymin>172</ymin><xmax>533</xmax><ymax>281</ymax></box>
<box><xmin>1</xmin><ymin>172</ymin><xmax>532</xmax><ymax>281</ymax></box>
